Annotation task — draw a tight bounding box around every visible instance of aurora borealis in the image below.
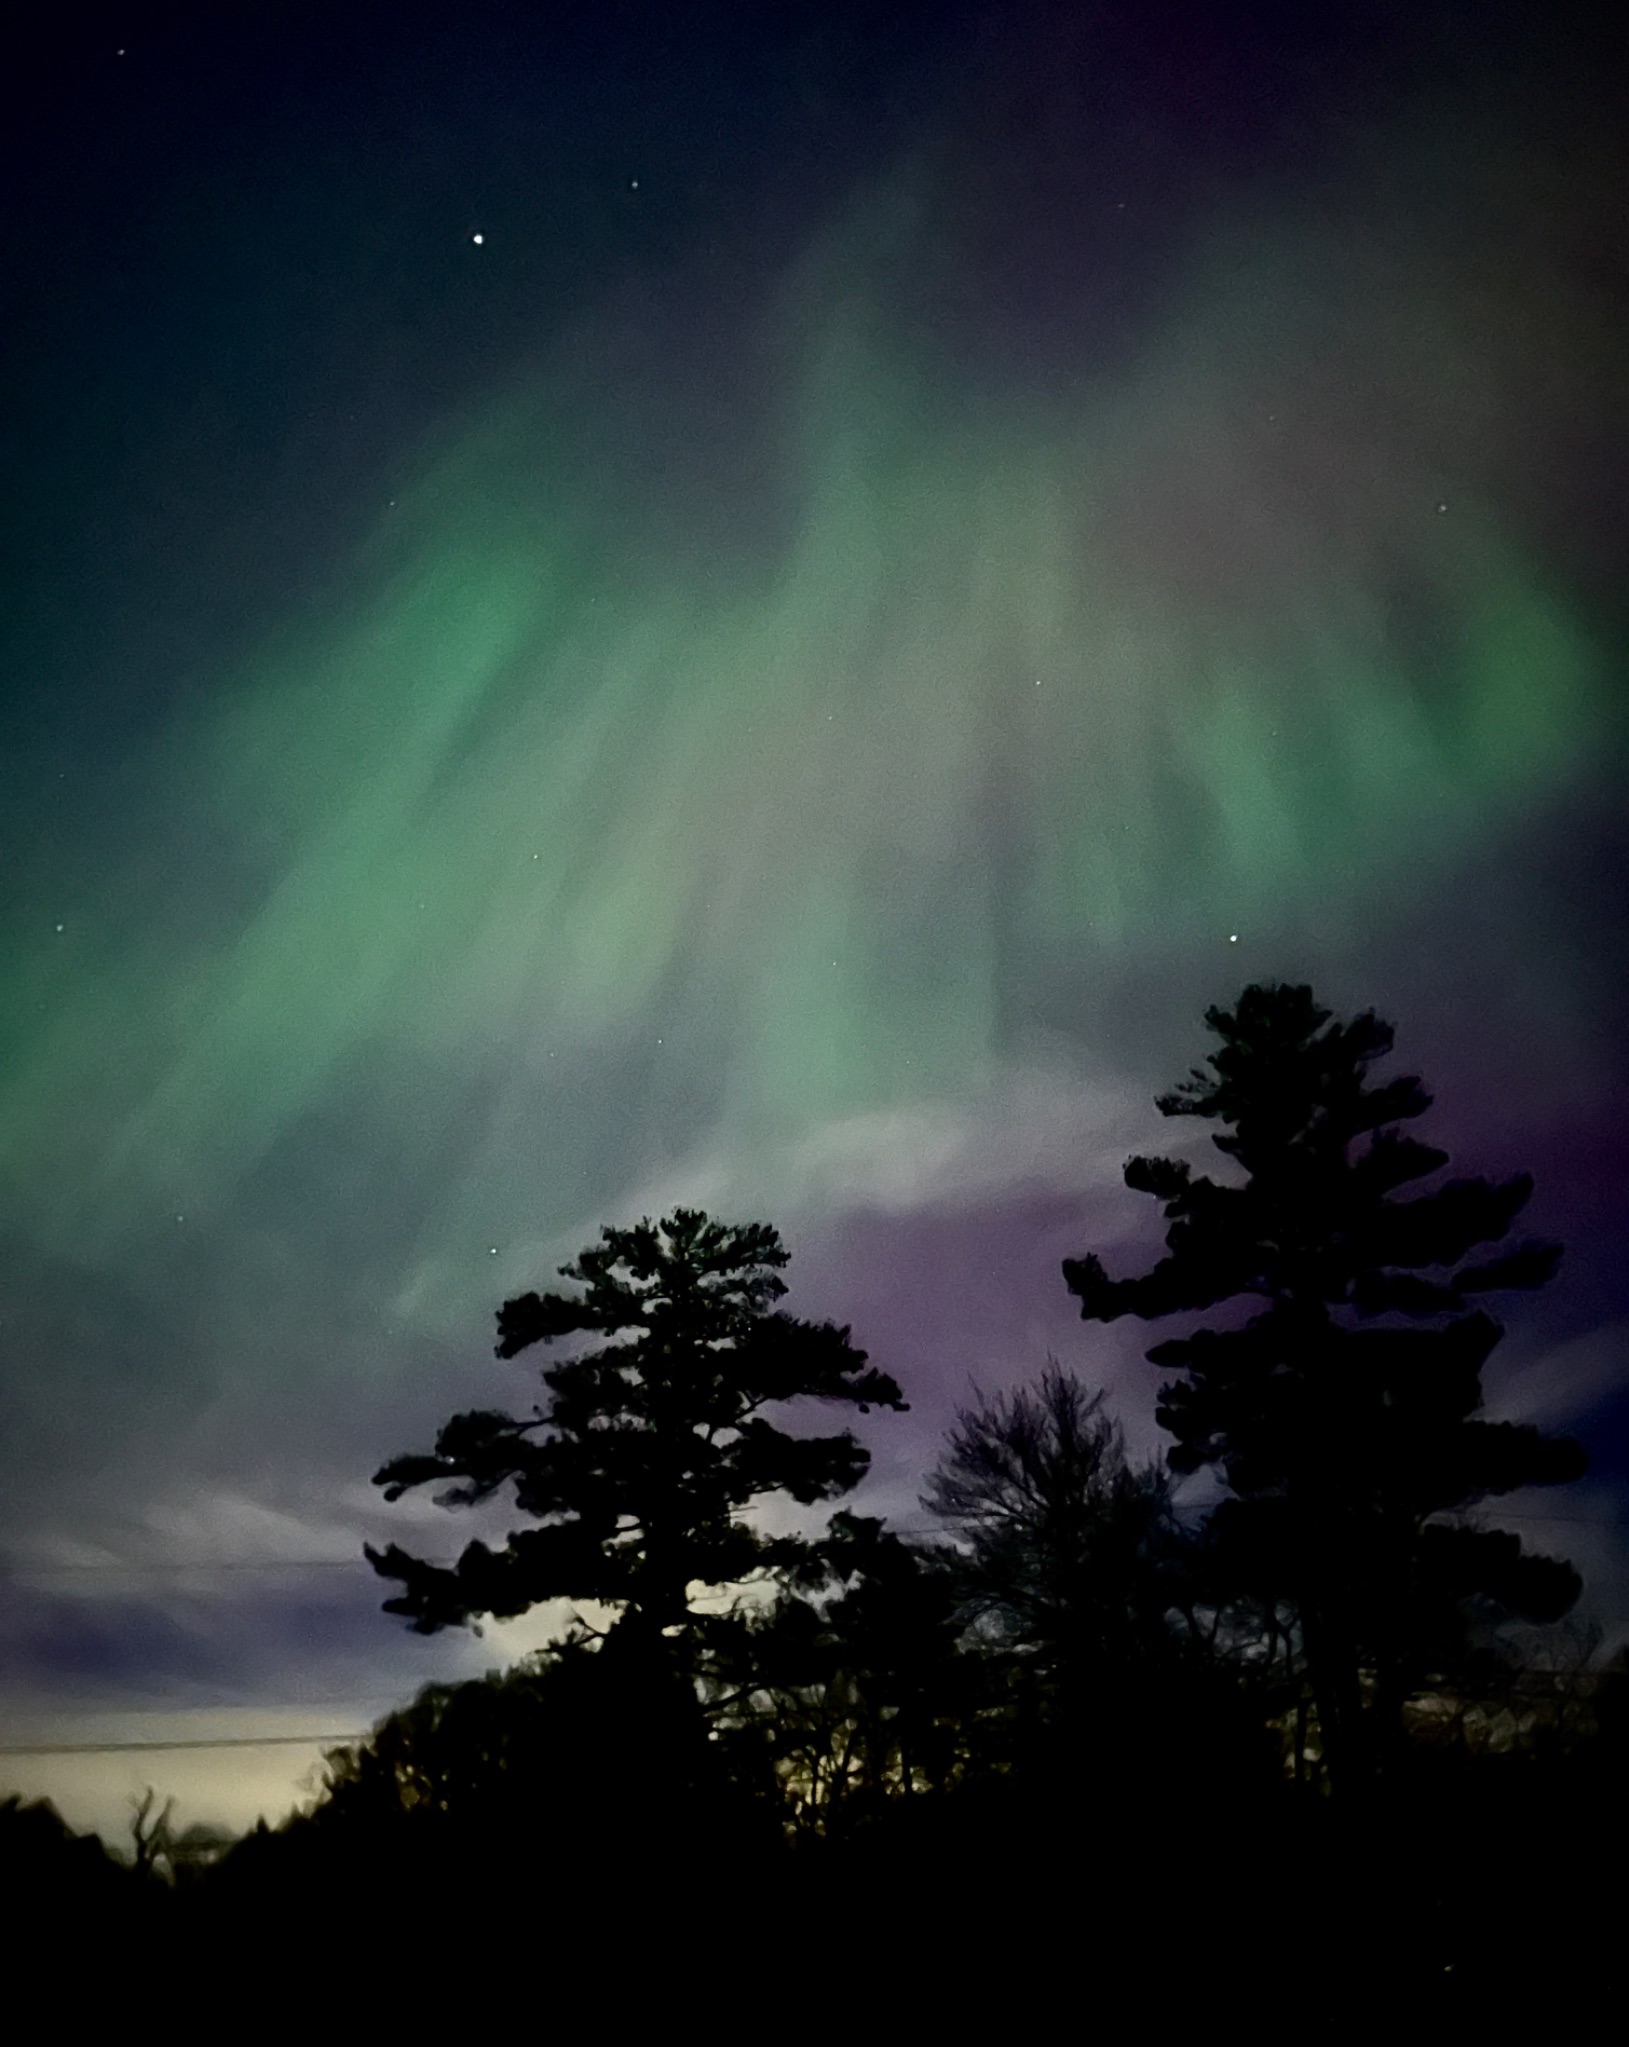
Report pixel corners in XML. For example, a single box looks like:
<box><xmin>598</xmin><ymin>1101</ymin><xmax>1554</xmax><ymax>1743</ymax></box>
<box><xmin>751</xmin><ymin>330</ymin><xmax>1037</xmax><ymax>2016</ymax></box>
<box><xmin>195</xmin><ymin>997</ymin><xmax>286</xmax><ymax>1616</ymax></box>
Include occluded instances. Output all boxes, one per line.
<box><xmin>2</xmin><ymin>1</ymin><xmax>1625</xmax><ymax>1840</ymax></box>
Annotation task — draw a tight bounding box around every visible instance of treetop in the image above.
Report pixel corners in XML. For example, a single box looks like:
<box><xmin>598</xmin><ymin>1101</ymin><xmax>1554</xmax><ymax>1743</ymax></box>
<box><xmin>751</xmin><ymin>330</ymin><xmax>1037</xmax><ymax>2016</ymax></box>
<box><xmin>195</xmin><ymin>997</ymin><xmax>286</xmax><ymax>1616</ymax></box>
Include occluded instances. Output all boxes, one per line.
<box><xmin>369</xmin><ymin>1207</ymin><xmax>906</xmax><ymax>1642</ymax></box>
<box><xmin>497</xmin><ymin>1209</ymin><xmax>793</xmax><ymax>1358</ymax></box>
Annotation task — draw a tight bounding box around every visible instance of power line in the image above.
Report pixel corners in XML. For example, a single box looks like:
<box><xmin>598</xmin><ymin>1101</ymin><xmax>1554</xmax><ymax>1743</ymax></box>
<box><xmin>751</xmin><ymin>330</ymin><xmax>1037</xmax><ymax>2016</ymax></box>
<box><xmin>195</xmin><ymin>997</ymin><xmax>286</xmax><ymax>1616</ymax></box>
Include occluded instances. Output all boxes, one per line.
<box><xmin>5</xmin><ymin>1559</ymin><xmax>371</xmax><ymax>1574</ymax></box>
<box><xmin>0</xmin><ymin>1731</ymin><xmax>365</xmax><ymax>1756</ymax></box>
<box><xmin>0</xmin><ymin>1557</ymin><xmax>455</xmax><ymax>1578</ymax></box>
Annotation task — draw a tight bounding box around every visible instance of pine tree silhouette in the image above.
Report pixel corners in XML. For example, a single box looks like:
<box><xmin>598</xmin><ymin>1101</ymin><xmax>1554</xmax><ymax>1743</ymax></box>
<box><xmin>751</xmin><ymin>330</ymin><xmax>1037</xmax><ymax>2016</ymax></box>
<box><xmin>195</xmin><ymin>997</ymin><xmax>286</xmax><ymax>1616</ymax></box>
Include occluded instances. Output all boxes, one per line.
<box><xmin>1064</xmin><ymin>984</ymin><xmax>1585</xmax><ymax>1783</ymax></box>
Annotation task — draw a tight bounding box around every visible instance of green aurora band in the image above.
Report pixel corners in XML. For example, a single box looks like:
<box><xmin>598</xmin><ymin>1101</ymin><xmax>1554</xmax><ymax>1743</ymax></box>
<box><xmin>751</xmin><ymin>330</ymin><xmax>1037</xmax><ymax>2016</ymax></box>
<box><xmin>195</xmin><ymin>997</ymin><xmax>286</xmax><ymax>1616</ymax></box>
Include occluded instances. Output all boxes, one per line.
<box><xmin>1</xmin><ymin>128</ymin><xmax>1620</xmax><ymax>1322</ymax></box>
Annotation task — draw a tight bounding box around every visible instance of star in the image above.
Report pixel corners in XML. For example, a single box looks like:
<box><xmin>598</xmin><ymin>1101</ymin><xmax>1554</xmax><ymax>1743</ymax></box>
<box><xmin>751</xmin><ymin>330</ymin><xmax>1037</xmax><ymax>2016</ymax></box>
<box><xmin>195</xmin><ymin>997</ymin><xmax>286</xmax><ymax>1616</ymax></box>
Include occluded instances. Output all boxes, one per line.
<box><xmin>471</xmin><ymin>232</ymin><xmax>484</xmax><ymax>246</ymax></box>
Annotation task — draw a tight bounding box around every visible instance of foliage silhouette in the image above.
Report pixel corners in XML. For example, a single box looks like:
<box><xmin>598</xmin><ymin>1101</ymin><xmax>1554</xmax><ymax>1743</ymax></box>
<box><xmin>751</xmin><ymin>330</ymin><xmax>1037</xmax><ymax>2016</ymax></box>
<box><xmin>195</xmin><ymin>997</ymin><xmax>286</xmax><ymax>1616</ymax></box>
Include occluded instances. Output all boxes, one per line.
<box><xmin>0</xmin><ymin>1794</ymin><xmax>146</xmax><ymax>1943</ymax></box>
<box><xmin>1063</xmin><ymin>982</ymin><xmax>1586</xmax><ymax>1782</ymax></box>
<box><xmin>315</xmin><ymin>1642</ymin><xmax>766</xmax><ymax>1863</ymax></box>
<box><xmin>924</xmin><ymin>1363</ymin><xmax>1179</xmax><ymax>1677</ymax></box>
<box><xmin>920</xmin><ymin>1362</ymin><xmax>1271</xmax><ymax>1813</ymax></box>
<box><xmin>125</xmin><ymin>1789</ymin><xmax>232</xmax><ymax>1888</ymax></box>
<box><xmin>368</xmin><ymin>1208</ymin><xmax>906</xmax><ymax>1669</ymax></box>
<box><xmin>707</xmin><ymin>1511</ymin><xmax>975</xmax><ymax>1832</ymax></box>
<box><xmin>128</xmin><ymin>1787</ymin><xmax>173</xmax><ymax>1876</ymax></box>
<box><xmin>194</xmin><ymin>1647</ymin><xmax>781</xmax><ymax>1982</ymax></box>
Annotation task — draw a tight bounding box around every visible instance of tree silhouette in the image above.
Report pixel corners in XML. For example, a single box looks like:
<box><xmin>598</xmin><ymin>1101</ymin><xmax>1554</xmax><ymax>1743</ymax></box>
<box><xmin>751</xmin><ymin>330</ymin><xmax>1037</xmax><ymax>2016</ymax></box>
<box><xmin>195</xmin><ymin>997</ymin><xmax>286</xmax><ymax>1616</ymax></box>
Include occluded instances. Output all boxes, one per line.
<box><xmin>1062</xmin><ymin>983</ymin><xmax>1586</xmax><ymax>1784</ymax></box>
<box><xmin>202</xmin><ymin>1645</ymin><xmax>786</xmax><ymax>1974</ymax></box>
<box><xmin>923</xmin><ymin>1364</ymin><xmax>1179</xmax><ymax>1684</ymax></box>
<box><xmin>368</xmin><ymin>1209</ymin><xmax>906</xmax><ymax>1670</ymax></box>
<box><xmin>918</xmin><ymin>1363</ymin><xmax>1260</xmax><ymax>1811</ymax></box>
<box><xmin>0</xmin><ymin>1794</ymin><xmax>138</xmax><ymax>1937</ymax></box>
<box><xmin>313</xmin><ymin>1644</ymin><xmax>763</xmax><ymax>1859</ymax></box>
<box><xmin>128</xmin><ymin>1787</ymin><xmax>178</xmax><ymax>1883</ymax></box>
<box><xmin>707</xmin><ymin>1512</ymin><xmax>974</xmax><ymax>1833</ymax></box>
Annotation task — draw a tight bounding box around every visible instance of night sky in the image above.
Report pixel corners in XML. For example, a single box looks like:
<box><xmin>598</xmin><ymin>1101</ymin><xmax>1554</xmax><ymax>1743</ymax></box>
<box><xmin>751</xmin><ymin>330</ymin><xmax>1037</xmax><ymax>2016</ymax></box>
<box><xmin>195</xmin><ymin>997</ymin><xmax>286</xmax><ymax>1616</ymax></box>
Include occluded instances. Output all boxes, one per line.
<box><xmin>3</xmin><ymin>0</ymin><xmax>1626</xmax><ymax>1842</ymax></box>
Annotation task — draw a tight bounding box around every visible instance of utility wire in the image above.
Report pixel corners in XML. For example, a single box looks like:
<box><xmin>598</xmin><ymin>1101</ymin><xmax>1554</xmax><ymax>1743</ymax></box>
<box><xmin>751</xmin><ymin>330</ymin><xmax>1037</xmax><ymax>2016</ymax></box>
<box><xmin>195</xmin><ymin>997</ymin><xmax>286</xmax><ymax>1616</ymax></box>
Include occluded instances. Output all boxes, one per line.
<box><xmin>0</xmin><ymin>1731</ymin><xmax>366</xmax><ymax>1756</ymax></box>
<box><xmin>0</xmin><ymin>1557</ymin><xmax>454</xmax><ymax>1578</ymax></box>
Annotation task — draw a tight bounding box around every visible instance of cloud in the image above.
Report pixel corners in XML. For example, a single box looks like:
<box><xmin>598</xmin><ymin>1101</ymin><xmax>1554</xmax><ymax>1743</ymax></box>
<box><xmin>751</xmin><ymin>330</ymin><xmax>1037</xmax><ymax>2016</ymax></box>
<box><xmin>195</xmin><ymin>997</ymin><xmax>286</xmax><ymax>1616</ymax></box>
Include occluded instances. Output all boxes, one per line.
<box><xmin>612</xmin><ymin>1047</ymin><xmax>1170</xmax><ymax>1230</ymax></box>
<box><xmin>1487</xmin><ymin>1321</ymin><xmax>1629</xmax><ymax>1435</ymax></box>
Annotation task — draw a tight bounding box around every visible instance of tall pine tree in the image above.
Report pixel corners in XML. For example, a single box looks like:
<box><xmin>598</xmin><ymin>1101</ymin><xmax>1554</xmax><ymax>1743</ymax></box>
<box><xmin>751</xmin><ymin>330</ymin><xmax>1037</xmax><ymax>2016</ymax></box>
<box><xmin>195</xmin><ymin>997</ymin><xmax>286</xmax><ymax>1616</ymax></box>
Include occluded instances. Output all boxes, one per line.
<box><xmin>368</xmin><ymin>1209</ymin><xmax>906</xmax><ymax>1673</ymax></box>
<box><xmin>1063</xmin><ymin>984</ymin><xmax>1586</xmax><ymax>1782</ymax></box>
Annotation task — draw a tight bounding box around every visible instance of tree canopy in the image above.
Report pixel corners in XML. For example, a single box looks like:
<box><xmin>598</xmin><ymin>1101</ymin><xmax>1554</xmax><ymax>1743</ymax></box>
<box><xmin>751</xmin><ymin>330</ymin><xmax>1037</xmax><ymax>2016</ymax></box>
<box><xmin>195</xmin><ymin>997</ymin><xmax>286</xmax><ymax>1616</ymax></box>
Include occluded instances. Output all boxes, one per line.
<box><xmin>367</xmin><ymin>1208</ymin><xmax>907</xmax><ymax>1659</ymax></box>
<box><xmin>923</xmin><ymin>1364</ymin><xmax>1177</xmax><ymax>1680</ymax></box>
<box><xmin>1063</xmin><ymin>982</ymin><xmax>1586</xmax><ymax>1779</ymax></box>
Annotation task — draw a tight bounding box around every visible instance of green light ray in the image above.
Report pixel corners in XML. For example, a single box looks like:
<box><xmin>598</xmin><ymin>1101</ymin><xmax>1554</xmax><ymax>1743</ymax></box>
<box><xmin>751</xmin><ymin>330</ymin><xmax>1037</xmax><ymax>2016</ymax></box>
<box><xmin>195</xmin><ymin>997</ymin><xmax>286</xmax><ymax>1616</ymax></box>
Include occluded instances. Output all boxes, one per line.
<box><xmin>0</xmin><ymin>141</ymin><xmax>1616</xmax><ymax>1275</ymax></box>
